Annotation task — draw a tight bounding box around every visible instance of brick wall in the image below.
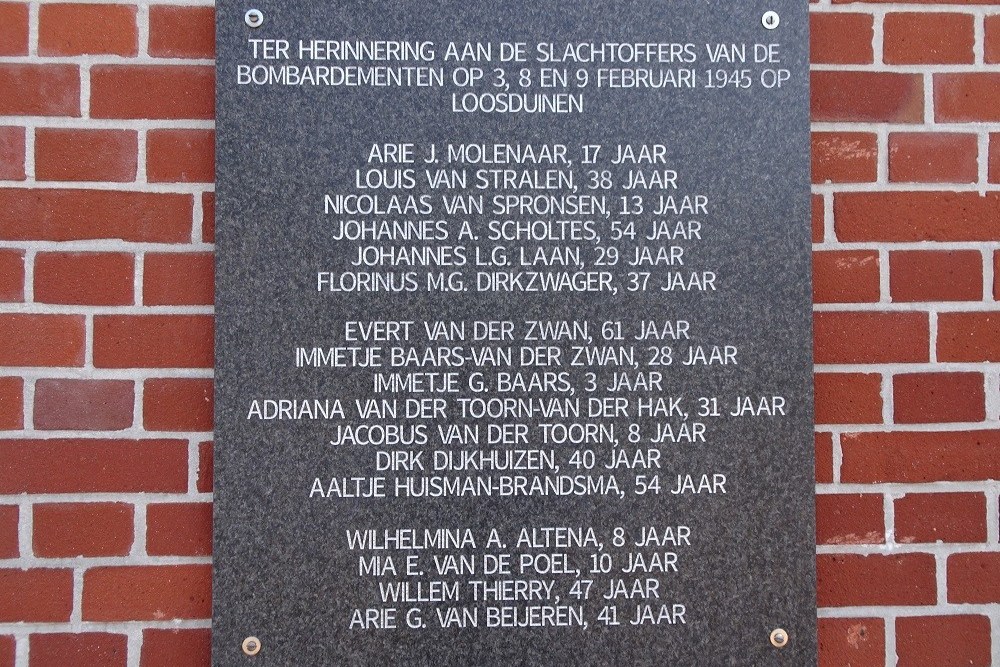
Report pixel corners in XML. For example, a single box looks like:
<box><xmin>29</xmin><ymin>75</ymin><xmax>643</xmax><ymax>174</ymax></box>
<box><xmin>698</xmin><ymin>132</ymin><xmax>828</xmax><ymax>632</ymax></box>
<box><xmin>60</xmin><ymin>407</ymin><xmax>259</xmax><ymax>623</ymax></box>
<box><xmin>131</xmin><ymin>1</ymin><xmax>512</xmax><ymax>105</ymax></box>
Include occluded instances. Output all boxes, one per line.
<box><xmin>0</xmin><ymin>1</ymin><xmax>996</xmax><ymax>665</ymax></box>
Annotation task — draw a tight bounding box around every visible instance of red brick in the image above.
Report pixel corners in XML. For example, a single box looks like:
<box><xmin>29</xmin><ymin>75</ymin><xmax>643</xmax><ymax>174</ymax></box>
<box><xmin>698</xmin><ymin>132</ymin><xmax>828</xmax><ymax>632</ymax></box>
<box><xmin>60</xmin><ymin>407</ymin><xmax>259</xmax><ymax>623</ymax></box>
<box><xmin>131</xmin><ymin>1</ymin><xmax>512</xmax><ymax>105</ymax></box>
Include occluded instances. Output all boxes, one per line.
<box><xmin>197</xmin><ymin>441</ymin><xmax>212</xmax><ymax>493</ymax></box>
<box><xmin>810</xmin><ymin>13</ymin><xmax>873</xmax><ymax>64</ymax></box>
<box><xmin>816</xmin><ymin>433</ymin><xmax>833</xmax><ymax>484</ymax></box>
<box><xmin>948</xmin><ymin>552</ymin><xmax>1000</xmax><ymax>603</ymax></box>
<box><xmin>0</xmin><ymin>4</ymin><xmax>29</xmax><ymax>56</ymax></box>
<box><xmin>884</xmin><ymin>13</ymin><xmax>974</xmax><ymax>64</ymax></box>
<box><xmin>33</xmin><ymin>503</ymin><xmax>133</xmax><ymax>558</ymax></box>
<box><xmin>811</xmin><ymin>194</ymin><xmax>823</xmax><ymax>243</ymax></box>
<box><xmin>30</xmin><ymin>632</ymin><xmax>127</xmax><ymax>667</ymax></box>
<box><xmin>144</xmin><ymin>378</ymin><xmax>213</xmax><ymax>431</ymax></box>
<box><xmin>0</xmin><ymin>635</ymin><xmax>13</xmax><ymax>667</ymax></box>
<box><xmin>34</xmin><ymin>252</ymin><xmax>134</xmax><ymax>306</ymax></box>
<box><xmin>149</xmin><ymin>6</ymin><xmax>215</xmax><ymax>59</ymax></box>
<box><xmin>35</xmin><ymin>129</ymin><xmax>137</xmax><ymax>183</ymax></box>
<box><xmin>0</xmin><ymin>569</ymin><xmax>73</xmax><ymax>622</ymax></box>
<box><xmin>39</xmin><ymin>4</ymin><xmax>136</xmax><ymax>56</ymax></box>
<box><xmin>91</xmin><ymin>66</ymin><xmax>213</xmax><ymax>120</ymax></box>
<box><xmin>147</xmin><ymin>129</ymin><xmax>214</xmax><ymax>183</ymax></box>
<box><xmin>0</xmin><ymin>65</ymin><xmax>79</xmax><ymax>116</ymax></box>
<box><xmin>895</xmin><ymin>493</ymin><xmax>987</xmax><ymax>544</ymax></box>
<box><xmin>0</xmin><ymin>315</ymin><xmax>84</xmax><ymax>367</ymax></box>
<box><xmin>815</xmin><ymin>373</ymin><xmax>883</xmax><ymax>425</ymax></box>
<box><xmin>0</xmin><ymin>506</ymin><xmax>17</xmax><ymax>559</ymax></box>
<box><xmin>83</xmin><ymin>565</ymin><xmax>211</xmax><ymax>621</ymax></box>
<box><xmin>890</xmin><ymin>250</ymin><xmax>982</xmax><ymax>302</ymax></box>
<box><xmin>938</xmin><ymin>312</ymin><xmax>1000</xmax><ymax>362</ymax></box>
<box><xmin>889</xmin><ymin>133</ymin><xmax>977</xmax><ymax>183</ymax></box>
<box><xmin>818</xmin><ymin>553</ymin><xmax>936</xmax><ymax>607</ymax></box>
<box><xmin>841</xmin><ymin>430</ymin><xmax>1000</xmax><ymax>483</ymax></box>
<box><xmin>988</xmin><ymin>15</ymin><xmax>1000</xmax><ymax>64</ymax></box>
<box><xmin>818</xmin><ymin>617</ymin><xmax>885</xmax><ymax>667</ymax></box>
<box><xmin>814</xmin><ymin>312</ymin><xmax>928</xmax><ymax>364</ymax></box>
<box><xmin>995</xmin><ymin>251</ymin><xmax>1000</xmax><ymax>298</ymax></box>
<box><xmin>812</xmin><ymin>71</ymin><xmax>923</xmax><ymax>123</ymax></box>
<box><xmin>33</xmin><ymin>379</ymin><xmax>134</xmax><ymax>431</ymax></box>
<box><xmin>896</xmin><ymin>615</ymin><xmax>990</xmax><ymax>667</ymax></box>
<box><xmin>936</xmin><ymin>74</ymin><xmax>1000</xmax><ymax>122</ymax></box>
<box><xmin>143</xmin><ymin>252</ymin><xmax>214</xmax><ymax>306</ymax></box>
<box><xmin>0</xmin><ymin>377</ymin><xmax>22</xmax><ymax>430</ymax></box>
<box><xmin>140</xmin><ymin>629</ymin><xmax>211</xmax><ymax>667</ymax></box>
<box><xmin>0</xmin><ymin>189</ymin><xmax>192</xmax><ymax>243</ymax></box>
<box><xmin>991</xmin><ymin>134</ymin><xmax>1000</xmax><ymax>183</ymax></box>
<box><xmin>893</xmin><ymin>372</ymin><xmax>985</xmax><ymax>423</ymax></box>
<box><xmin>202</xmin><ymin>192</ymin><xmax>215</xmax><ymax>243</ymax></box>
<box><xmin>816</xmin><ymin>494</ymin><xmax>884</xmax><ymax>545</ymax></box>
<box><xmin>813</xmin><ymin>250</ymin><xmax>879</xmax><ymax>303</ymax></box>
<box><xmin>94</xmin><ymin>315</ymin><xmax>213</xmax><ymax>369</ymax></box>
<box><xmin>812</xmin><ymin>132</ymin><xmax>877</xmax><ymax>183</ymax></box>
<box><xmin>835</xmin><ymin>191</ymin><xmax>1000</xmax><ymax>242</ymax></box>
<box><xmin>146</xmin><ymin>503</ymin><xmax>212</xmax><ymax>556</ymax></box>
<box><xmin>0</xmin><ymin>439</ymin><xmax>188</xmax><ymax>493</ymax></box>
<box><xmin>0</xmin><ymin>127</ymin><xmax>25</xmax><ymax>180</ymax></box>
<box><xmin>0</xmin><ymin>250</ymin><xmax>23</xmax><ymax>303</ymax></box>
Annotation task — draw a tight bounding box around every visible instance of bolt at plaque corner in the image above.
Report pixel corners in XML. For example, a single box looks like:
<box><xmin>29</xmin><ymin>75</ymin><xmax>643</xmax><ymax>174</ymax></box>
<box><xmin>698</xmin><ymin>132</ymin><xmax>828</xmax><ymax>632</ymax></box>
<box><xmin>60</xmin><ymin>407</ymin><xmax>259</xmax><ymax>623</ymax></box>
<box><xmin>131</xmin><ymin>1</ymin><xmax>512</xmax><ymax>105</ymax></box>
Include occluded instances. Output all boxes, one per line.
<box><xmin>245</xmin><ymin>9</ymin><xmax>264</xmax><ymax>28</ymax></box>
<box><xmin>242</xmin><ymin>636</ymin><xmax>262</xmax><ymax>656</ymax></box>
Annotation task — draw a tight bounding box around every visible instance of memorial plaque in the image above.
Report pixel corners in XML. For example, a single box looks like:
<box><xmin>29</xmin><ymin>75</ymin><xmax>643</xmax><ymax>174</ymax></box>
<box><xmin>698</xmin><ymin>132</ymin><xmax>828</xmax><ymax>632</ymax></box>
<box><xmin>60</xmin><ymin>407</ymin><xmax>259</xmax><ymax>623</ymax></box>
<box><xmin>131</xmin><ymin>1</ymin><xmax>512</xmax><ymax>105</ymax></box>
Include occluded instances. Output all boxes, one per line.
<box><xmin>213</xmin><ymin>1</ymin><xmax>815</xmax><ymax>664</ymax></box>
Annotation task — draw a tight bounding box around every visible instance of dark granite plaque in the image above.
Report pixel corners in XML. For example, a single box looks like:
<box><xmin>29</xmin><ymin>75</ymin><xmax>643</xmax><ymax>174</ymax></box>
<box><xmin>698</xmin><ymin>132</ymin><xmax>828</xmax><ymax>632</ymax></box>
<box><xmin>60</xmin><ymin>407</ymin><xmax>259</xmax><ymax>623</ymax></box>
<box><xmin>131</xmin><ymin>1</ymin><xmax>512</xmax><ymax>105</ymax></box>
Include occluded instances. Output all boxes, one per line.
<box><xmin>213</xmin><ymin>1</ymin><xmax>814</xmax><ymax>664</ymax></box>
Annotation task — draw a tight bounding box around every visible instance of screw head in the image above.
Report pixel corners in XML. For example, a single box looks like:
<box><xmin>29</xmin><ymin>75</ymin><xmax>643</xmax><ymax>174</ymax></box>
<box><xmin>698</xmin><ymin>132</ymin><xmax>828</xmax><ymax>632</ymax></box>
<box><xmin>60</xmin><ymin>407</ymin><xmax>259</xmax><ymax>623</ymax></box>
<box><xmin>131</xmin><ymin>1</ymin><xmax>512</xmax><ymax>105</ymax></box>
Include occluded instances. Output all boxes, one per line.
<box><xmin>244</xmin><ymin>9</ymin><xmax>264</xmax><ymax>28</ymax></box>
<box><xmin>770</xmin><ymin>628</ymin><xmax>789</xmax><ymax>648</ymax></box>
<box><xmin>762</xmin><ymin>10</ymin><xmax>780</xmax><ymax>30</ymax></box>
<box><xmin>242</xmin><ymin>636</ymin><xmax>262</xmax><ymax>656</ymax></box>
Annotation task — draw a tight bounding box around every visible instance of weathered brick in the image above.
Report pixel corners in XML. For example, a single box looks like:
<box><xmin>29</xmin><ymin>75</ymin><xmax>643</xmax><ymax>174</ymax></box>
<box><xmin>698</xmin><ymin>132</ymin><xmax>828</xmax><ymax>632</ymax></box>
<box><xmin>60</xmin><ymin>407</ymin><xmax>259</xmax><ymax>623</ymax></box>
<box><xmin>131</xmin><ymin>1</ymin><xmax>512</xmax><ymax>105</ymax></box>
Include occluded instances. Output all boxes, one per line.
<box><xmin>140</xmin><ymin>629</ymin><xmax>211</xmax><ymax>667</ymax></box>
<box><xmin>810</xmin><ymin>13</ymin><xmax>873</xmax><ymax>64</ymax></box>
<box><xmin>0</xmin><ymin>65</ymin><xmax>80</xmax><ymax>116</ymax></box>
<box><xmin>0</xmin><ymin>250</ymin><xmax>23</xmax><ymax>303</ymax></box>
<box><xmin>30</xmin><ymin>632</ymin><xmax>128</xmax><ymax>667</ymax></box>
<box><xmin>0</xmin><ymin>315</ymin><xmax>85</xmax><ymax>367</ymax></box>
<box><xmin>83</xmin><ymin>565</ymin><xmax>211</xmax><ymax>621</ymax></box>
<box><xmin>0</xmin><ymin>506</ymin><xmax>17</xmax><ymax>559</ymax></box>
<box><xmin>890</xmin><ymin>250</ymin><xmax>982</xmax><ymax>302</ymax></box>
<box><xmin>39</xmin><ymin>4</ymin><xmax>137</xmax><ymax>56</ymax></box>
<box><xmin>812</xmin><ymin>132</ymin><xmax>877</xmax><ymax>183</ymax></box>
<box><xmin>143</xmin><ymin>252</ymin><xmax>214</xmax><ymax>306</ymax></box>
<box><xmin>0</xmin><ymin>4</ymin><xmax>29</xmax><ymax>56</ymax></box>
<box><xmin>143</xmin><ymin>378</ymin><xmax>213</xmax><ymax>431</ymax></box>
<box><xmin>938</xmin><ymin>312</ymin><xmax>1000</xmax><ymax>361</ymax></box>
<box><xmin>0</xmin><ymin>127</ymin><xmax>25</xmax><ymax>180</ymax></box>
<box><xmin>816</xmin><ymin>494</ymin><xmax>884</xmax><ymax>545</ymax></box>
<box><xmin>818</xmin><ymin>618</ymin><xmax>884</xmax><ymax>667</ymax></box>
<box><xmin>814</xmin><ymin>312</ymin><xmax>928</xmax><ymax>364</ymax></box>
<box><xmin>147</xmin><ymin>129</ymin><xmax>214</xmax><ymax>183</ymax></box>
<box><xmin>895</xmin><ymin>493</ymin><xmax>986</xmax><ymax>544</ymax></box>
<box><xmin>842</xmin><ymin>431</ymin><xmax>1000</xmax><ymax>483</ymax></box>
<box><xmin>0</xmin><ymin>569</ymin><xmax>73</xmax><ymax>622</ymax></box>
<box><xmin>146</xmin><ymin>503</ymin><xmax>212</xmax><ymax>556</ymax></box>
<box><xmin>936</xmin><ymin>74</ymin><xmax>1000</xmax><ymax>122</ymax></box>
<box><xmin>33</xmin><ymin>503</ymin><xmax>133</xmax><ymax>558</ymax></box>
<box><xmin>889</xmin><ymin>133</ymin><xmax>977</xmax><ymax>183</ymax></box>
<box><xmin>197</xmin><ymin>441</ymin><xmax>213</xmax><ymax>493</ymax></box>
<box><xmin>33</xmin><ymin>379</ymin><xmax>134</xmax><ymax>431</ymax></box>
<box><xmin>835</xmin><ymin>192</ymin><xmax>1000</xmax><ymax>242</ymax></box>
<box><xmin>884</xmin><ymin>13</ymin><xmax>974</xmax><ymax>64</ymax></box>
<box><xmin>896</xmin><ymin>615</ymin><xmax>990</xmax><ymax>667</ymax></box>
<box><xmin>0</xmin><ymin>377</ymin><xmax>22</xmax><ymax>430</ymax></box>
<box><xmin>35</xmin><ymin>129</ymin><xmax>138</xmax><ymax>182</ymax></box>
<box><xmin>813</xmin><ymin>250</ymin><xmax>879</xmax><ymax>303</ymax></box>
<box><xmin>815</xmin><ymin>373</ymin><xmax>883</xmax><ymax>424</ymax></box>
<box><xmin>893</xmin><ymin>372</ymin><xmax>985</xmax><ymax>424</ymax></box>
<box><xmin>94</xmin><ymin>315</ymin><xmax>213</xmax><ymax>369</ymax></box>
<box><xmin>948</xmin><ymin>552</ymin><xmax>1000</xmax><ymax>603</ymax></box>
<box><xmin>34</xmin><ymin>252</ymin><xmax>134</xmax><ymax>306</ymax></box>
<box><xmin>0</xmin><ymin>189</ymin><xmax>192</xmax><ymax>243</ymax></box>
<box><xmin>0</xmin><ymin>439</ymin><xmax>188</xmax><ymax>493</ymax></box>
<box><xmin>90</xmin><ymin>66</ymin><xmax>214</xmax><ymax>120</ymax></box>
<box><xmin>149</xmin><ymin>6</ymin><xmax>215</xmax><ymax>59</ymax></box>
<box><xmin>818</xmin><ymin>553</ymin><xmax>936</xmax><ymax>607</ymax></box>
<box><xmin>812</xmin><ymin>71</ymin><xmax>922</xmax><ymax>122</ymax></box>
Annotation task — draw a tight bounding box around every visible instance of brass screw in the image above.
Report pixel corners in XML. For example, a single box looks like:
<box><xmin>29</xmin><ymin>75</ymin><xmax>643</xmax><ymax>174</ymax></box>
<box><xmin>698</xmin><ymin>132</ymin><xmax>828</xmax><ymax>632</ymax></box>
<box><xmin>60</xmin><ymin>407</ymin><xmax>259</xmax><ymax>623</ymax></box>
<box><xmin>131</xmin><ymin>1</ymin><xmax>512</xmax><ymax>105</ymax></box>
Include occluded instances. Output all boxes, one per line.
<box><xmin>242</xmin><ymin>636</ymin><xmax>262</xmax><ymax>656</ymax></box>
<box><xmin>770</xmin><ymin>628</ymin><xmax>789</xmax><ymax>648</ymax></box>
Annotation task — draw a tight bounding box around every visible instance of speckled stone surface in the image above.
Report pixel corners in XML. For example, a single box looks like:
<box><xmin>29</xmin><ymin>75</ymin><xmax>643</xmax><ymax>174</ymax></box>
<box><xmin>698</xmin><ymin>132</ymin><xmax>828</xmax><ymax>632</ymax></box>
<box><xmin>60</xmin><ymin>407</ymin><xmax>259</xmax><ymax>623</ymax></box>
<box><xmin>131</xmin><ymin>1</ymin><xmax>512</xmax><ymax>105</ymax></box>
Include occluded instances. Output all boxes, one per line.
<box><xmin>214</xmin><ymin>1</ymin><xmax>814</xmax><ymax>664</ymax></box>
